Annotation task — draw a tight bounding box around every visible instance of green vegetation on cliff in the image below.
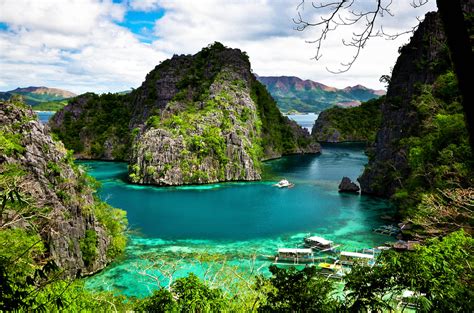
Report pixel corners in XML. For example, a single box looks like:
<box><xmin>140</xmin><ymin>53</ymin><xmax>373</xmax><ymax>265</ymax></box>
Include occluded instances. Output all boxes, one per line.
<box><xmin>312</xmin><ymin>96</ymin><xmax>383</xmax><ymax>142</ymax></box>
<box><xmin>51</xmin><ymin>43</ymin><xmax>319</xmax><ymax>186</ymax></box>
<box><xmin>51</xmin><ymin>92</ymin><xmax>132</xmax><ymax>159</ymax></box>
<box><xmin>251</xmin><ymin>80</ymin><xmax>313</xmax><ymax>156</ymax></box>
<box><xmin>391</xmin><ymin>72</ymin><xmax>473</xmax><ymax>235</ymax></box>
<box><xmin>1</xmin><ymin>99</ymin><xmax>128</xmax><ymax>309</ymax></box>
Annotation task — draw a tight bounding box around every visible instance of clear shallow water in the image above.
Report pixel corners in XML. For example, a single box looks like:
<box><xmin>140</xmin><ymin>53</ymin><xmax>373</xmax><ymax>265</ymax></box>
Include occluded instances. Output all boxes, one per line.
<box><xmin>84</xmin><ymin>144</ymin><xmax>392</xmax><ymax>297</ymax></box>
<box><xmin>285</xmin><ymin>113</ymin><xmax>318</xmax><ymax>133</ymax></box>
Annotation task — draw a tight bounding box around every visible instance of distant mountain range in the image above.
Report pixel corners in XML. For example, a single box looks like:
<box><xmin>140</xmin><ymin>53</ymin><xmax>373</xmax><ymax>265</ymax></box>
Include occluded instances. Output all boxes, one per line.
<box><xmin>0</xmin><ymin>86</ymin><xmax>76</xmax><ymax>107</ymax></box>
<box><xmin>0</xmin><ymin>80</ymin><xmax>384</xmax><ymax>114</ymax></box>
<box><xmin>257</xmin><ymin>76</ymin><xmax>385</xmax><ymax>113</ymax></box>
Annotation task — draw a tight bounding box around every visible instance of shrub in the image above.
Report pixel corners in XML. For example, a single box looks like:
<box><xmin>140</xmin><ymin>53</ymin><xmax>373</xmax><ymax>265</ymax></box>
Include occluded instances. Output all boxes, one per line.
<box><xmin>80</xmin><ymin>230</ymin><xmax>98</xmax><ymax>266</ymax></box>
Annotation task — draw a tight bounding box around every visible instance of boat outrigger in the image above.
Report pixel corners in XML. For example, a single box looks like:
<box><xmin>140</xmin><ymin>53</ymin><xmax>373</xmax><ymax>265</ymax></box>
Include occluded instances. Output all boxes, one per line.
<box><xmin>273</xmin><ymin>179</ymin><xmax>294</xmax><ymax>188</ymax></box>
<box><xmin>304</xmin><ymin>236</ymin><xmax>339</xmax><ymax>252</ymax></box>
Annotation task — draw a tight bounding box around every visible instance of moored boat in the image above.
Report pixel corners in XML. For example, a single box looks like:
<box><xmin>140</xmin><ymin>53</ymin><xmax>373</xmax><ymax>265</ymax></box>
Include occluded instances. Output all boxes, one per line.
<box><xmin>339</xmin><ymin>251</ymin><xmax>375</xmax><ymax>266</ymax></box>
<box><xmin>273</xmin><ymin>179</ymin><xmax>294</xmax><ymax>188</ymax></box>
<box><xmin>303</xmin><ymin>235</ymin><xmax>339</xmax><ymax>252</ymax></box>
<box><xmin>273</xmin><ymin>248</ymin><xmax>315</xmax><ymax>265</ymax></box>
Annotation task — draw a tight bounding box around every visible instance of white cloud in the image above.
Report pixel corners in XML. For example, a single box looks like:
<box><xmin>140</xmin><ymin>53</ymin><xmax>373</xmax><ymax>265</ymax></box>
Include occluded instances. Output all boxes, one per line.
<box><xmin>150</xmin><ymin>0</ymin><xmax>437</xmax><ymax>89</ymax></box>
<box><xmin>0</xmin><ymin>0</ymin><xmax>166</xmax><ymax>93</ymax></box>
<box><xmin>0</xmin><ymin>0</ymin><xmax>125</xmax><ymax>35</ymax></box>
<box><xmin>129</xmin><ymin>0</ymin><xmax>161</xmax><ymax>12</ymax></box>
<box><xmin>0</xmin><ymin>0</ymin><xmax>438</xmax><ymax>93</ymax></box>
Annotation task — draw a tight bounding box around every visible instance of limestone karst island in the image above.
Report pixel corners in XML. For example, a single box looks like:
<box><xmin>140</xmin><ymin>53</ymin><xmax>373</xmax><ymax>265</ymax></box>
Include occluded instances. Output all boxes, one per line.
<box><xmin>1</xmin><ymin>1</ymin><xmax>472</xmax><ymax>311</ymax></box>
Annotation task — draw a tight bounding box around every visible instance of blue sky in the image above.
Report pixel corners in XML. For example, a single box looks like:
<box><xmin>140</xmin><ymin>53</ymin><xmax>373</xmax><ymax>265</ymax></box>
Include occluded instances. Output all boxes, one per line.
<box><xmin>0</xmin><ymin>0</ymin><xmax>437</xmax><ymax>94</ymax></box>
<box><xmin>119</xmin><ymin>9</ymin><xmax>165</xmax><ymax>43</ymax></box>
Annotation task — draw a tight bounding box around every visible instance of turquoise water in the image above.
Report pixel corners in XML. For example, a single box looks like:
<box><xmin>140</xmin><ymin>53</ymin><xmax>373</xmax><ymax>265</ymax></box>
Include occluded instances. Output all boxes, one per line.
<box><xmin>84</xmin><ymin>144</ymin><xmax>392</xmax><ymax>297</ymax></box>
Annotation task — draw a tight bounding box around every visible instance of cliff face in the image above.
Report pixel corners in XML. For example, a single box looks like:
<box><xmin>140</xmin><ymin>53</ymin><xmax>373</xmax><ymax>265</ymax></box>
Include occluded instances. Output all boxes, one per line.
<box><xmin>0</xmin><ymin>100</ymin><xmax>127</xmax><ymax>277</ymax></box>
<box><xmin>358</xmin><ymin>12</ymin><xmax>451</xmax><ymax>197</ymax></box>
<box><xmin>51</xmin><ymin>43</ymin><xmax>320</xmax><ymax>186</ymax></box>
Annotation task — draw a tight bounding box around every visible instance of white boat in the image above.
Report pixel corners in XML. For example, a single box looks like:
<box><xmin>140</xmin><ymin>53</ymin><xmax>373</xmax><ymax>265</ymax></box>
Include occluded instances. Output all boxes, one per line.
<box><xmin>273</xmin><ymin>248</ymin><xmax>315</xmax><ymax>265</ymax></box>
<box><xmin>304</xmin><ymin>236</ymin><xmax>339</xmax><ymax>252</ymax></box>
<box><xmin>339</xmin><ymin>251</ymin><xmax>375</xmax><ymax>266</ymax></box>
<box><xmin>273</xmin><ymin>179</ymin><xmax>294</xmax><ymax>188</ymax></box>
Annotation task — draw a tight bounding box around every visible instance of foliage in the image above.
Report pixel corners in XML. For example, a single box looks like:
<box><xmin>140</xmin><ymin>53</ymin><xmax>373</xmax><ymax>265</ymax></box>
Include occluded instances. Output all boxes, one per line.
<box><xmin>0</xmin><ymin>130</ymin><xmax>25</xmax><ymax>156</ymax></box>
<box><xmin>256</xmin><ymin>265</ymin><xmax>339</xmax><ymax>312</ymax></box>
<box><xmin>0</xmin><ymin>234</ymin><xmax>131</xmax><ymax>312</ymax></box>
<box><xmin>407</xmin><ymin>188</ymin><xmax>474</xmax><ymax>237</ymax></box>
<box><xmin>1</xmin><ymin>98</ymin><xmax>130</xmax><ymax>311</ymax></box>
<box><xmin>344</xmin><ymin>230</ymin><xmax>474</xmax><ymax>312</ymax></box>
<box><xmin>251</xmin><ymin>80</ymin><xmax>308</xmax><ymax>155</ymax></box>
<box><xmin>0</xmin><ymin>163</ymin><xmax>28</xmax><ymax>212</ymax></box>
<box><xmin>313</xmin><ymin>96</ymin><xmax>383</xmax><ymax>142</ymax></box>
<box><xmin>90</xmin><ymin>199</ymin><xmax>128</xmax><ymax>258</ymax></box>
<box><xmin>0</xmin><ymin>228</ymin><xmax>46</xmax><ymax>310</ymax></box>
<box><xmin>135</xmin><ymin>273</ymin><xmax>227</xmax><ymax>312</ymax></box>
<box><xmin>393</xmin><ymin>72</ymin><xmax>473</xmax><ymax>225</ymax></box>
<box><xmin>79</xmin><ymin>229</ymin><xmax>98</xmax><ymax>266</ymax></box>
<box><xmin>51</xmin><ymin>92</ymin><xmax>132</xmax><ymax>159</ymax></box>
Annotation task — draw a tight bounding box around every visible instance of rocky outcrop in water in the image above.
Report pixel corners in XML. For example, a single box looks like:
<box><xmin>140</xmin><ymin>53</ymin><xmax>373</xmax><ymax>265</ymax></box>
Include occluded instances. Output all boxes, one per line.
<box><xmin>358</xmin><ymin>12</ymin><xmax>452</xmax><ymax>197</ymax></box>
<box><xmin>1</xmin><ymin>100</ymin><xmax>126</xmax><ymax>277</ymax></box>
<box><xmin>51</xmin><ymin>43</ymin><xmax>320</xmax><ymax>186</ymax></box>
<box><xmin>338</xmin><ymin>177</ymin><xmax>360</xmax><ymax>193</ymax></box>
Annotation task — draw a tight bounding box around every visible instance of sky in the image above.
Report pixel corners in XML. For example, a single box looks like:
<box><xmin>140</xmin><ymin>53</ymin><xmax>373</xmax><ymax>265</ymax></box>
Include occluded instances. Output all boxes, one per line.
<box><xmin>0</xmin><ymin>0</ymin><xmax>437</xmax><ymax>94</ymax></box>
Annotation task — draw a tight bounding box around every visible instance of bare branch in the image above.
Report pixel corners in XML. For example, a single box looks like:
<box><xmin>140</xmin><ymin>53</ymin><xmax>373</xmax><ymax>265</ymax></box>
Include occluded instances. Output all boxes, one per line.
<box><xmin>295</xmin><ymin>0</ymin><xmax>430</xmax><ymax>73</ymax></box>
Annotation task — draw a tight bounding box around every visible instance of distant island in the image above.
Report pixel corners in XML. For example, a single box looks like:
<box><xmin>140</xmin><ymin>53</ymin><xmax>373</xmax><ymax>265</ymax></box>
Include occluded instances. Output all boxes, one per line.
<box><xmin>257</xmin><ymin>75</ymin><xmax>385</xmax><ymax>113</ymax></box>
<box><xmin>0</xmin><ymin>86</ymin><xmax>76</xmax><ymax>110</ymax></box>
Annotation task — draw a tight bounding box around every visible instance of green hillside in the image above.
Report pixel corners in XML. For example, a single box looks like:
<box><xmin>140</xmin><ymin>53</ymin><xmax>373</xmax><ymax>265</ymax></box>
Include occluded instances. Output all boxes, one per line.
<box><xmin>257</xmin><ymin>76</ymin><xmax>384</xmax><ymax>113</ymax></box>
<box><xmin>0</xmin><ymin>86</ymin><xmax>76</xmax><ymax>109</ymax></box>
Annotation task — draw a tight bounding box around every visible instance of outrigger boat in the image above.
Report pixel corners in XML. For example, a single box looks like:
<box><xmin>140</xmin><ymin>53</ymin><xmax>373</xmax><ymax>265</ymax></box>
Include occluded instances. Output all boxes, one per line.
<box><xmin>339</xmin><ymin>251</ymin><xmax>375</xmax><ymax>266</ymax></box>
<box><xmin>304</xmin><ymin>236</ymin><xmax>340</xmax><ymax>252</ymax></box>
<box><xmin>273</xmin><ymin>248</ymin><xmax>315</xmax><ymax>265</ymax></box>
<box><xmin>273</xmin><ymin>179</ymin><xmax>294</xmax><ymax>188</ymax></box>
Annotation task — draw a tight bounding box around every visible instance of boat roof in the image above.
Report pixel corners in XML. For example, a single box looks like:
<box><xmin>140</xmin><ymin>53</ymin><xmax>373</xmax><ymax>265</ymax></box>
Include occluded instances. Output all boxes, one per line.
<box><xmin>341</xmin><ymin>251</ymin><xmax>374</xmax><ymax>259</ymax></box>
<box><xmin>306</xmin><ymin>236</ymin><xmax>333</xmax><ymax>245</ymax></box>
<box><xmin>278</xmin><ymin>248</ymin><xmax>313</xmax><ymax>254</ymax></box>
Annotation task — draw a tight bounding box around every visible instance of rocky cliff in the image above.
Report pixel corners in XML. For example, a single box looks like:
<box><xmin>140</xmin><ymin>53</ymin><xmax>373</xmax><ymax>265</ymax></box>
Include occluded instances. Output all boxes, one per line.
<box><xmin>0</xmin><ymin>99</ymin><xmax>127</xmax><ymax>277</ymax></box>
<box><xmin>51</xmin><ymin>43</ymin><xmax>320</xmax><ymax>186</ymax></box>
<box><xmin>358</xmin><ymin>11</ymin><xmax>460</xmax><ymax>197</ymax></box>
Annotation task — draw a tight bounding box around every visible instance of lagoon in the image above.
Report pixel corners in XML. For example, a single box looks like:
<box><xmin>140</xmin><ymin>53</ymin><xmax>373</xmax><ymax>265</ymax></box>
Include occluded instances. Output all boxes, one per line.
<box><xmin>84</xmin><ymin>143</ymin><xmax>391</xmax><ymax>297</ymax></box>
